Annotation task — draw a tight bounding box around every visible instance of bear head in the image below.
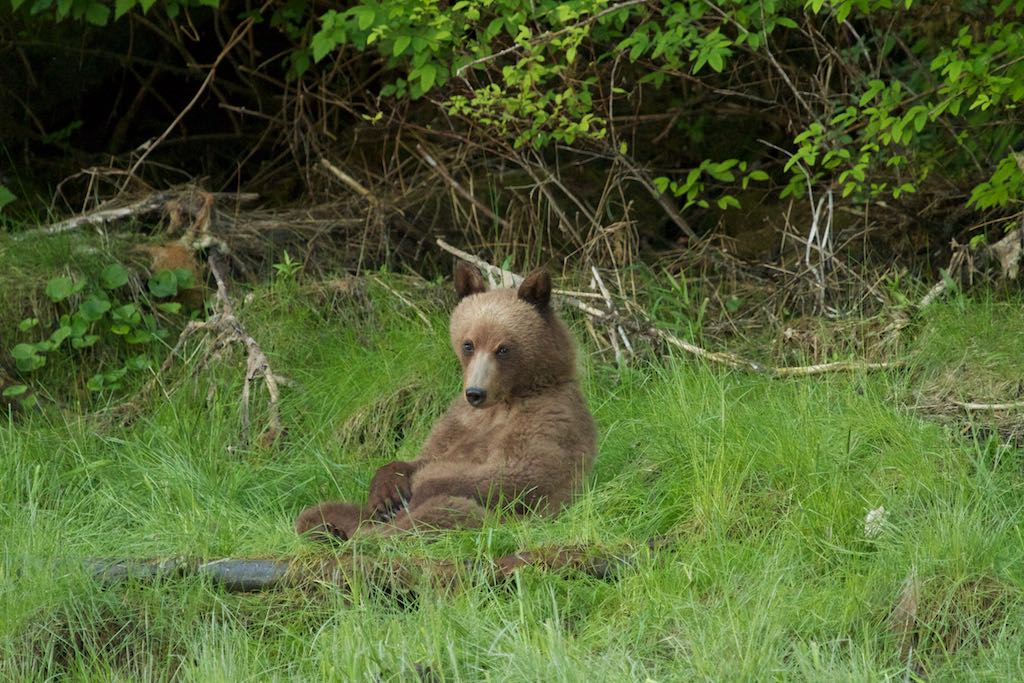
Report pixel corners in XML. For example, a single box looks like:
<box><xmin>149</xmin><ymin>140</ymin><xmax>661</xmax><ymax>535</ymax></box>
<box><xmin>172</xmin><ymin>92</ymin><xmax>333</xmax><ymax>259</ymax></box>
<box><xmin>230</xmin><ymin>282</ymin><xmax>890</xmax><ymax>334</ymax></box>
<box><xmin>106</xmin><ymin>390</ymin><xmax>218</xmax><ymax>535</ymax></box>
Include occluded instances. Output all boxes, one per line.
<box><xmin>449</xmin><ymin>263</ymin><xmax>576</xmax><ymax>408</ymax></box>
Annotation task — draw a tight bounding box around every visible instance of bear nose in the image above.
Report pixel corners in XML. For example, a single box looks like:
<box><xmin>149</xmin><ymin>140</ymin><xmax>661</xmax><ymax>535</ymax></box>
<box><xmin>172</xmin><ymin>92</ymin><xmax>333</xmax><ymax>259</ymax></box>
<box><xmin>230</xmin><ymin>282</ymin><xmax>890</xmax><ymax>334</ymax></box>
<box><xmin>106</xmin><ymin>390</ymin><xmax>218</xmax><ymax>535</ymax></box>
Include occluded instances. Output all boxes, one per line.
<box><xmin>465</xmin><ymin>387</ymin><xmax>487</xmax><ymax>407</ymax></box>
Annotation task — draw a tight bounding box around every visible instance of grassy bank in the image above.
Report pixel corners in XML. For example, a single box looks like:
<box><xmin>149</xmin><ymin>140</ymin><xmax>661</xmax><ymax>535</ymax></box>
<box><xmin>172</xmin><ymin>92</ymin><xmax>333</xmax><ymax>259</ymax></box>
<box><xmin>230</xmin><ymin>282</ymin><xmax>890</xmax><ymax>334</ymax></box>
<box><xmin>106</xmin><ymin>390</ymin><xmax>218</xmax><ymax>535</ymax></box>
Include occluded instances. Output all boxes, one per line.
<box><xmin>1</xmin><ymin>272</ymin><xmax>1023</xmax><ymax>681</ymax></box>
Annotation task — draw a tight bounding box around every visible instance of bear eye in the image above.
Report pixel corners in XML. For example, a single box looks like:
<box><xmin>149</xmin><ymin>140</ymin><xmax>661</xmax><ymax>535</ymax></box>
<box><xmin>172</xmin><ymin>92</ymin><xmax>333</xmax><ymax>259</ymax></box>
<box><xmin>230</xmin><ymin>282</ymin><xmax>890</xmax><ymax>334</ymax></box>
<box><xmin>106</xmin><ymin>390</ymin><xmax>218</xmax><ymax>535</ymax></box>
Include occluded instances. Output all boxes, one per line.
<box><xmin>462</xmin><ymin>341</ymin><xmax>474</xmax><ymax>355</ymax></box>
<box><xmin>496</xmin><ymin>345</ymin><xmax>511</xmax><ymax>356</ymax></box>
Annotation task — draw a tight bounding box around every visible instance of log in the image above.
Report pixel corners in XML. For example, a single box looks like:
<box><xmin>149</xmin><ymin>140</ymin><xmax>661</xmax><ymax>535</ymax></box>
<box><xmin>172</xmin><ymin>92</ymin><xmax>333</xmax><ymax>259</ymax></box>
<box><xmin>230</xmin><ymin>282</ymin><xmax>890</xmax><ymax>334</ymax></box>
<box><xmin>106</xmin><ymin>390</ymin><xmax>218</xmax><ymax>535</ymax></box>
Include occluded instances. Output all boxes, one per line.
<box><xmin>79</xmin><ymin>538</ymin><xmax>672</xmax><ymax>593</ymax></box>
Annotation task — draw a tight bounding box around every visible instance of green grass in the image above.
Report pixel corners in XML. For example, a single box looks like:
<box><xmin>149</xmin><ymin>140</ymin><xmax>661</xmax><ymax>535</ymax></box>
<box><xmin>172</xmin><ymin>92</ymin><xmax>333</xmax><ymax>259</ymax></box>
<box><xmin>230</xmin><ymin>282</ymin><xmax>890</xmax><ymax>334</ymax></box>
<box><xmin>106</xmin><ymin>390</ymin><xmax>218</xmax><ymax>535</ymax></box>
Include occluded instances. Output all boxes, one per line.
<box><xmin>2</xmin><ymin>276</ymin><xmax>1023</xmax><ymax>681</ymax></box>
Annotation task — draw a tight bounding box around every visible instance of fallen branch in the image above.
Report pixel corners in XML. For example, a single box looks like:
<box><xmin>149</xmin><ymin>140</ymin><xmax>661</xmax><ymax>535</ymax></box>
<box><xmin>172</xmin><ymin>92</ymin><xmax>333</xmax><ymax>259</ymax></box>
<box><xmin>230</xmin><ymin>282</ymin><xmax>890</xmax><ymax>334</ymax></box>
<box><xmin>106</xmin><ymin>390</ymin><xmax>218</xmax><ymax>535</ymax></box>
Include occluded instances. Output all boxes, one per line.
<box><xmin>24</xmin><ymin>192</ymin><xmax>173</xmax><ymax>238</ymax></box>
<box><xmin>81</xmin><ymin>537</ymin><xmax>671</xmax><ymax>592</ymax></box>
<box><xmin>953</xmin><ymin>400</ymin><xmax>1024</xmax><ymax>411</ymax></box>
<box><xmin>770</xmin><ymin>360</ymin><xmax>899</xmax><ymax>377</ymax></box>
<box><xmin>320</xmin><ymin>158</ymin><xmax>374</xmax><ymax>201</ymax></box>
<box><xmin>417</xmin><ymin>145</ymin><xmax>514</xmax><ymax>234</ymax></box>
<box><xmin>437</xmin><ymin>239</ymin><xmax>900</xmax><ymax>377</ymax></box>
<box><xmin>18</xmin><ymin>188</ymin><xmax>258</xmax><ymax>239</ymax></box>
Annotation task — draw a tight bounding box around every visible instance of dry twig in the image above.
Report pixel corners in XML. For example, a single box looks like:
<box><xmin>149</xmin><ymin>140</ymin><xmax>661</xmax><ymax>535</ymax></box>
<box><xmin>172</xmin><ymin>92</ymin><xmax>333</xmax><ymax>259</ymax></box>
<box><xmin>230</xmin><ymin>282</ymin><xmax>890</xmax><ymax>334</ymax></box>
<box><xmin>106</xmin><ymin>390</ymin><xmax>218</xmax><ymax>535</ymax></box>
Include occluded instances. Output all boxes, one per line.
<box><xmin>953</xmin><ymin>400</ymin><xmax>1024</xmax><ymax>411</ymax></box>
<box><xmin>417</xmin><ymin>144</ymin><xmax>514</xmax><ymax>233</ymax></box>
<box><xmin>122</xmin><ymin>12</ymin><xmax>262</xmax><ymax>188</ymax></box>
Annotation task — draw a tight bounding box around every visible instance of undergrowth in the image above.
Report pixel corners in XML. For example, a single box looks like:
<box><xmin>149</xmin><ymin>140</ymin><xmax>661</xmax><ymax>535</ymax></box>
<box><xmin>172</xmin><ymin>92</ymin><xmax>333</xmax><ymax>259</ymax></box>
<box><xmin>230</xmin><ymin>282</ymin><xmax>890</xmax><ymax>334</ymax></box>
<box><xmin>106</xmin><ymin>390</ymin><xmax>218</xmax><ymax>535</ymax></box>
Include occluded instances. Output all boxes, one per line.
<box><xmin>1</xmin><ymin>274</ymin><xmax>1022</xmax><ymax>681</ymax></box>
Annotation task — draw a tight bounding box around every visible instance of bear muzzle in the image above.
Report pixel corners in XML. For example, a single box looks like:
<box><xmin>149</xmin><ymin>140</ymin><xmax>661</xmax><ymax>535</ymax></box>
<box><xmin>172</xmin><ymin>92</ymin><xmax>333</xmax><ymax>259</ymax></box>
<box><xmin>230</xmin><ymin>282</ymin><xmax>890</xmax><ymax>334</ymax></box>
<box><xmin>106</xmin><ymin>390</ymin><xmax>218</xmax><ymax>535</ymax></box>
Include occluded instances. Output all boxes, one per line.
<box><xmin>463</xmin><ymin>353</ymin><xmax>498</xmax><ymax>407</ymax></box>
<box><xmin>465</xmin><ymin>387</ymin><xmax>487</xmax><ymax>407</ymax></box>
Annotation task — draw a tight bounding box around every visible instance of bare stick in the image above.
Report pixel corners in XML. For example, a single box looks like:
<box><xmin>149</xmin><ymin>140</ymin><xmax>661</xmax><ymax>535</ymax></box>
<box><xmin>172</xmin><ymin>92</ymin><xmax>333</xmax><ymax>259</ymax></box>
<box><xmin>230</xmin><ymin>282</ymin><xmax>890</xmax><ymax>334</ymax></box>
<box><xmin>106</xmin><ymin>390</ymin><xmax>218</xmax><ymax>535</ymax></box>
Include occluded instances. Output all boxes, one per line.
<box><xmin>122</xmin><ymin>15</ymin><xmax>257</xmax><ymax>188</ymax></box>
<box><xmin>771</xmin><ymin>360</ymin><xmax>900</xmax><ymax>377</ymax></box>
<box><xmin>417</xmin><ymin>145</ymin><xmax>513</xmax><ymax>232</ymax></box>
<box><xmin>916</xmin><ymin>279</ymin><xmax>949</xmax><ymax>309</ymax></box>
<box><xmin>592</xmin><ymin>266</ymin><xmax>631</xmax><ymax>364</ymax></box>
<box><xmin>21</xmin><ymin>193</ymin><xmax>172</xmax><ymax>238</ymax></box>
<box><xmin>649</xmin><ymin>327</ymin><xmax>765</xmax><ymax>371</ymax></box>
<box><xmin>953</xmin><ymin>400</ymin><xmax>1024</xmax><ymax>411</ymax></box>
<box><xmin>372</xmin><ymin>275</ymin><xmax>433</xmax><ymax>327</ymax></box>
<box><xmin>320</xmin><ymin>158</ymin><xmax>374</xmax><ymax>200</ymax></box>
<box><xmin>20</xmin><ymin>189</ymin><xmax>258</xmax><ymax>240</ymax></box>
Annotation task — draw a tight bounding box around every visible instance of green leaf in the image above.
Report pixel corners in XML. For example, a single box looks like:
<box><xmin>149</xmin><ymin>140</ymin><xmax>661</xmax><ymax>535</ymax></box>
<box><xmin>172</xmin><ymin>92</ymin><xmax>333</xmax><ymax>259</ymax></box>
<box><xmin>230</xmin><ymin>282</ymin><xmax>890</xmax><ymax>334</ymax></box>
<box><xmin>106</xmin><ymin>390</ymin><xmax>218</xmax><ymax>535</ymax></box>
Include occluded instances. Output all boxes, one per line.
<box><xmin>126</xmin><ymin>329</ymin><xmax>154</xmax><ymax>344</ymax></box>
<box><xmin>84</xmin><ymin>1</ymin><xmax>110</xmax><ymax>25</ymax></box>
<box><xmin>157</xmin><ymin>302</ymin><xmax>182</xmax><ymax>314</ymax></box>
<box><xmin>707</xmin><ymin>51</ymin><xmax>724</xmax><ymax>73</ymax></box>
<box><xmin>173</xmin><ymin>268</ymin><xmax>195</xmax><ymax>288</ymax></box>
<box><xmin>110</xmin><ymin>324</ymin><xmax>131</xmax><ymax>335</ymax></box>
<box><xmin>126</xmin><ymin>354</ymin><xmax>152</xmax><ymax>370</ymax></box>
<box><xmin>45</xmin><ymin>277</ymin><xmax>74</xmax><ymax>302</ymax></box>
<box><xmin>393</xmin><ymin>34</ymin><xmax>411</xmax><ymax>56</ymax></box>
<box><xmin>419</xmin><ymin>63</ymin><xmax>437</xmax><ymax>91</ymax></box>
<box><xmin>0</xmin><ymin>185</ymin><xmax>16</xmax><ymax>212</ymax></box>
<box><xmin>111</xmin><ymin>303</ymin><xmax>140</xmax><ymax>323</ymax></box>
<box><xmin>354</xmin><ymin>6</ymin><xmax>375</xmax><ymax>30</ymax></box>
<box><xmin>72</xmin><ymin>334</ymin><xmax>100</xmax><ymax>349</ymax></box>
<box><xmin>114</xmin><ymin>0</ymin><xmax>134</xmax><ymax>20</ymax></box>
<box><xmin>776</xmin><ymin>17</ymin><xmax>798</xmax><ymax>29</ymax></box>
<box><xmin>2</xmin><ymin>384</ymin><xmax>28</xmax><ymax>398</ymax></box>
<box><xmin>311</xmin><ymin>31</ymin><xmax>336</xmax><ymax>62</ymax></box>
<box><xmin>18</xmin><ymin>318</ymin><xmax>39</xmax><ymax>332</ymax></box>
<box><xmin>101</xmin><ymin>263</ymin><xmax>130</xmax><ymax>289</ymax></box>
<box><xmin>289</xmin><ymin>50</ymin><xmax>310</xmax><ymax>77</ymax></box>
<box><xmin>50</xmin><ymin>326</ymin><xmax>71</xmax><ymax>346</ymax></box>
<box><xmin>69</xmin><ymin>314</ymin><xmax>88</xmax><ymax>337</ymax></box>
<box><xmin>968</xmin><ymin>234</ymin><xmax>988</xmax><ymax>249</ymax></box>
<box><xmin>11</xmin><ymin>344</ymin><xmax>36</xmax><ymax>361</ymax></box>
<box><xmin>716</xmin><ymin>195</ymin><xmax>741</xmax><ymax>210</ymax></box>
<box><xmin>79</xmin><ymin>295</ymin><xmax>111</xmax><ymax>321</ymax></box>
<box><xmin>653</xmin><ymin>177</ymin><xmax>670</xmax><ymax>193</ymax></box>
<box><xmin>148</xmin><ymin>270</ymin><xmax>179</xmax><ymax>298</ymax></box>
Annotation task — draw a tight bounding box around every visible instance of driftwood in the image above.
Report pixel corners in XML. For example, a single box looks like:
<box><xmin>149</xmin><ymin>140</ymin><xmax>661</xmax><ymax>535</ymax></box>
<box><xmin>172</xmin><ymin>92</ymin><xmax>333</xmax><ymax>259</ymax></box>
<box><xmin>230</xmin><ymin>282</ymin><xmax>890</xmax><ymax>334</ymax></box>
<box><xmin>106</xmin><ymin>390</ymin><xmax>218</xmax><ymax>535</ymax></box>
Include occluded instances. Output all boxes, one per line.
<box><xmin>82</xmin><ymin>538</ymin><xmax>671</xmax><ymax>593</ymax></box>
<box><xmin>436</xmin><ymin>239</ymin><xmax>900</xmax><ymax>377</ymax></box>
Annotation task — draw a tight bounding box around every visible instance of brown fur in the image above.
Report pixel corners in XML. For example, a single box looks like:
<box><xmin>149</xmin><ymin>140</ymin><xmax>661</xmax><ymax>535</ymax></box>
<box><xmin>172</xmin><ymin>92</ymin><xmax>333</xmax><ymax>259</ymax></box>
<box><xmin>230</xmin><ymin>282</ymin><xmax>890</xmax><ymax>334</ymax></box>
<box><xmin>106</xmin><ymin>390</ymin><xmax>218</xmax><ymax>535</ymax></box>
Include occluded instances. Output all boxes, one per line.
<box><xmin>295</xmin><ymin>263</ymin><xmax>597</xmax><ymax>540</ymax></box>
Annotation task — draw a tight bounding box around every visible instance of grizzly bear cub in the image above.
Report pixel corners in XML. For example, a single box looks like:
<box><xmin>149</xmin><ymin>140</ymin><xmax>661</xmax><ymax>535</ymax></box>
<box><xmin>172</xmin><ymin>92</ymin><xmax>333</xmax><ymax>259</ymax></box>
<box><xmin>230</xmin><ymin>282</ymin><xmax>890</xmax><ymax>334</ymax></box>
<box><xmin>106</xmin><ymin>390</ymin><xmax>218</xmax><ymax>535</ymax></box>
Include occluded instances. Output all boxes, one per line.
<box><xmin>295</xmin><ymin>263</ymin><xmax>597</xmax><ymax>540</ymax></box>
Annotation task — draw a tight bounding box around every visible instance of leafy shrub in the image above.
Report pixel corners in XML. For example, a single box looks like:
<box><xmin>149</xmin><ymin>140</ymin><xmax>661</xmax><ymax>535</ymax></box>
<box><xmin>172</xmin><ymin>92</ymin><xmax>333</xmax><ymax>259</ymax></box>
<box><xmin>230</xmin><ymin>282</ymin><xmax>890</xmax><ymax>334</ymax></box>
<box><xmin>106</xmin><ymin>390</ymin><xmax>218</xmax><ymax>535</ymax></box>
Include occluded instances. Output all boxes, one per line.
<box><xmin>5</xmin><ymin>263</ymin><xmax>199</xmax><ymax>408</ymax></box>
<box><xmin>6</xmin><ymin>0</ymin><xmax>1024</xmax><ymax>250</ymax></box>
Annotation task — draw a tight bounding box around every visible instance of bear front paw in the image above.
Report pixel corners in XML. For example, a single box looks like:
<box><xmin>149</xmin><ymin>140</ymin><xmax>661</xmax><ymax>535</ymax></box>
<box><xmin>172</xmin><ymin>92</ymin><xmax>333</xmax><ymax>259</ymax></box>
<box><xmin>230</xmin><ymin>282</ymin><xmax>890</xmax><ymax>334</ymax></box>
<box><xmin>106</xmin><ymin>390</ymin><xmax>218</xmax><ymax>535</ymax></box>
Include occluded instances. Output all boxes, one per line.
<box><xmin>295</xmin><ymin>502</ymin><xmax>366</xmax><ymax>542</ymax></box>
<box><xmin>367</xmin><ymin>461</ymin><xmax>416</xmax><ymax>516</ymax></box>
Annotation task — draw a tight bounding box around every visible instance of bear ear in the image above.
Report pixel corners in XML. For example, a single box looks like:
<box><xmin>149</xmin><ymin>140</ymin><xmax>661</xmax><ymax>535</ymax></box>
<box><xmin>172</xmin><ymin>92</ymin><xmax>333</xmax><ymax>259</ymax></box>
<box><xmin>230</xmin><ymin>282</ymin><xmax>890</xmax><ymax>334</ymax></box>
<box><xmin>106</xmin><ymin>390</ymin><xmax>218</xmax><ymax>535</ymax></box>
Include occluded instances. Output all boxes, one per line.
<box><xmin>454</xmin><ymin>262</ymin><xmax>487</xmax><ymax>299</ymax></box>
<box><xmin>517</xmin><ymin>268</ymin><xmax>552</xmax><ymax>309</ymax></box>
